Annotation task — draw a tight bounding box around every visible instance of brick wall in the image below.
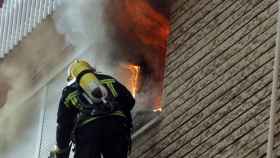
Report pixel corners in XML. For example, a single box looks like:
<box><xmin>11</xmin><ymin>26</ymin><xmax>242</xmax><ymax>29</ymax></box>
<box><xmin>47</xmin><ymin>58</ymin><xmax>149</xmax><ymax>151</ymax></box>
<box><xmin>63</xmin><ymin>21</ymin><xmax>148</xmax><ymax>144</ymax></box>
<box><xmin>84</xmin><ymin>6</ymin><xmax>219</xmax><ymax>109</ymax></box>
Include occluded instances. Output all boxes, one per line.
<box><xmin>130</xmin><ymin>0</ymin><xmax>280</xmax><ymax>158</ymax></box>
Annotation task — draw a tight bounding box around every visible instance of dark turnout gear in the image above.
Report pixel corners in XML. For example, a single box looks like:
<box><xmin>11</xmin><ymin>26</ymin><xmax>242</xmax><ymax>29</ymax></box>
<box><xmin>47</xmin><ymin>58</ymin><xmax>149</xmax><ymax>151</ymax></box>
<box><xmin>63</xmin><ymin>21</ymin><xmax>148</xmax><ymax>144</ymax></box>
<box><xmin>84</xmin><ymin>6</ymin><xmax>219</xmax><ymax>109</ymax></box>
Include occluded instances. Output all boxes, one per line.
<box><xmin>75</xmin><ymin>117</ymin><xmax>131</xmax><ymax>158</ymax></box>
<box><xmin>56</xmin><ymin>71</ymin><xmax>135</xmax><ymax>158</ymax></box>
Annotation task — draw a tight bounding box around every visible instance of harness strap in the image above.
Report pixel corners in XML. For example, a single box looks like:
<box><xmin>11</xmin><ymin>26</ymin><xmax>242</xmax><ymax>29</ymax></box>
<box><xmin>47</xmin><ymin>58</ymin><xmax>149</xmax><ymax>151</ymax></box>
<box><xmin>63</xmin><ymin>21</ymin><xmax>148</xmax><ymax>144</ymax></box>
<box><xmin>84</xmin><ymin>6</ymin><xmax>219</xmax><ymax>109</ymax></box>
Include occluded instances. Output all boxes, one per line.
<box><xmin>79</xmin><ymin>110</ymin><xmax>126</xmax><ymax>127</ymax></box>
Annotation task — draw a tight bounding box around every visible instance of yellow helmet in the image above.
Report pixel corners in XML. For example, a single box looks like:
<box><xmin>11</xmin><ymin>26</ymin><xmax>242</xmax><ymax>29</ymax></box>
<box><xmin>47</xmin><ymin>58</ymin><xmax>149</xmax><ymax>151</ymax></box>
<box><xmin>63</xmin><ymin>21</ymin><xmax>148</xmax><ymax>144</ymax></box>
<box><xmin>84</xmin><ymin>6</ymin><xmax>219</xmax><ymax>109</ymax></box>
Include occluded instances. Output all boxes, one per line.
<box><xmin>67</xmin><ymin>59</ymin><xmax>95</xmax><ymax>82</ymax></box>
<box><xmin>67</xmin><ymin>59</ymin><xmax>107</xmax><ymax>103</ymax></box>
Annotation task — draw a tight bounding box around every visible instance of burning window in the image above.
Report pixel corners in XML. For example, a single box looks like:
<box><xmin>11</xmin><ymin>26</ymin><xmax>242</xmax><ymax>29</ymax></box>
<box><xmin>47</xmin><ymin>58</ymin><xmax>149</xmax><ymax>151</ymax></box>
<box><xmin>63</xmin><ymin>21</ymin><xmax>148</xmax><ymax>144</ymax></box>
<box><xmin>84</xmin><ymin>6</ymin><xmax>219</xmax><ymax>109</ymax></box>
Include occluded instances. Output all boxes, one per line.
<box><xmin>54</xmin><ymin>0</ymin><xmax>170</xmax><ymax>133</ymax></box>
<box><xmin>105</xmin><ymin>0</ymin><xmax>170</xmax><ymax>132</ymax></box>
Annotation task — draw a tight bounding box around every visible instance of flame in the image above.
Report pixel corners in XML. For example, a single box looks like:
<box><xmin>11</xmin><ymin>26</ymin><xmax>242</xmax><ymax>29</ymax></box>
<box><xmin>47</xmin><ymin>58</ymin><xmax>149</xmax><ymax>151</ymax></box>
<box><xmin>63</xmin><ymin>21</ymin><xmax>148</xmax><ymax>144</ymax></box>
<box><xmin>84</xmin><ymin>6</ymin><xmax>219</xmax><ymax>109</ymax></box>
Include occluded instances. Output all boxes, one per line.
<box><xmin>124</xmin><ymin>0</ymin><xmax>169</xmax><ymax>48</ymax></box>
<box><xmin>153</xmin><ymin>107</ymin><xmax>162</xmax><ymax>112</ymax></box>
<box><xmin>126</xmin><ymin>64</ymin><xmax>140</xmax><ymax>97</ymax></box>
<box><xmin>113</xmin><ymin>0</ymin><xmax>170</xmax><ymax>50</ymax></box>
<box><xmin>107</xmin><ymin>0</ymin><xmax>170</xmax><ymax>86</ymax></box>
<box><xmin>107</xmin><ymin>0</ymin><xmax>170</xmax><ymax>109</ymax></box>
<box><xmin>107</xmin><ymin>0</ymin><xmax>170</xmax><ymax>58</ymax></box>
<box><xmin>153</xmin><ymin>95</ymin><xmax>162</xmax><ymax>112</ymax></box>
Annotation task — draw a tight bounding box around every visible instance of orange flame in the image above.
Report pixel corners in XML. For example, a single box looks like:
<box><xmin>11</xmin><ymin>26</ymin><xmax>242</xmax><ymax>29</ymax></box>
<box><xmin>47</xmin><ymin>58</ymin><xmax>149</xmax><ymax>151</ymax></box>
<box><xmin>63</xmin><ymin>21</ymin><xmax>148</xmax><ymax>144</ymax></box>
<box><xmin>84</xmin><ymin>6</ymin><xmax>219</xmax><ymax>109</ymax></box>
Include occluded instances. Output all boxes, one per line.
<box><xmin>121</xmin><ymin>0</ymin><xmax>170</xmax><ymax>48</ymax></box>
<box><xmin>126</xmin><ymin>64</ymin><xmax>140</xmax><ymax>97</ymax></box>
<box><xmin>107</xmin><ymin>0</ymin><xmax>169</xmax><ymax>109</ymax></box>
<box><xmin>153</xmin><ymin>95</ymin><xmax>162</xmax><ymax>112</ymax></box>
<box><xmin>153</xmin><ymin>107</ymin><xmax>162</xmax><ymax>112</ymax></box>
<box><xmin>108</xmin><ymin>0</ymin><xmax>170</xmax><ymax>51</ymax></box>
<box><xmin>108</xmin><ymin>0</ymin><xmax>170</xmax><ymax>96</ymax></box>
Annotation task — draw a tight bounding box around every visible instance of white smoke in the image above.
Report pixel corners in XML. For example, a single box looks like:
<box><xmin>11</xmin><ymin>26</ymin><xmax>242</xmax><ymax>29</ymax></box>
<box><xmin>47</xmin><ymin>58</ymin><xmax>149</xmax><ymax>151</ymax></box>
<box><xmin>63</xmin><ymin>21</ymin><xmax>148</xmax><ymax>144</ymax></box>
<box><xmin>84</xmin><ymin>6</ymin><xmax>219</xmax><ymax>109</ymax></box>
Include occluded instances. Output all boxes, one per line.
<box><xmin>53</xmin><ymin>0</ymin><xmax>118</xmax><ymax>75</ymax></box>
<box><xmin>0</xmin><ymin>0</ymin><xmax>115</xmax><ymax>156</ymax></box>
<box><xmin>0</xmin><ymin>0</ymin><xmax>165</xmax><ymax>156</ymax></box>
<box><xmin>52</xmin><ymin>0</ymin><xmax>161</xmax><ymax>132</ymax></box>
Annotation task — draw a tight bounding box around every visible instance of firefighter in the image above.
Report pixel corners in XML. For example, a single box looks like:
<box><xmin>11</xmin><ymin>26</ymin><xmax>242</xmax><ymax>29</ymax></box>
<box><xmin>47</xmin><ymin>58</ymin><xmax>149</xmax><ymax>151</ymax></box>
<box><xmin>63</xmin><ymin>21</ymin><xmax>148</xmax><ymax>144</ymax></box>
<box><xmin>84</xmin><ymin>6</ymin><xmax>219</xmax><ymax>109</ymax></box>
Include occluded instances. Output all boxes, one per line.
<box><xmin>50</xmin><ymin>59</ymin><xmax>135</xmax><ymax>158</ymax></box>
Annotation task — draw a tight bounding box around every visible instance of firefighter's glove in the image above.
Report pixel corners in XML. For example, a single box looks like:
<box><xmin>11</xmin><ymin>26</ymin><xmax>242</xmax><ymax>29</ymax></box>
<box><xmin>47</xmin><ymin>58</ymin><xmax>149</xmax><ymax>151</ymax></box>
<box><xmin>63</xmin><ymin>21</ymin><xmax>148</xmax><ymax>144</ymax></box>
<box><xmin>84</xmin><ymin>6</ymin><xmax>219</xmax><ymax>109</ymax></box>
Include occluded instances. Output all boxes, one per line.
<box><xmin>49</xmin><ymin>145</ymin><xmax>70</xmax><ymax>158</ymax></box>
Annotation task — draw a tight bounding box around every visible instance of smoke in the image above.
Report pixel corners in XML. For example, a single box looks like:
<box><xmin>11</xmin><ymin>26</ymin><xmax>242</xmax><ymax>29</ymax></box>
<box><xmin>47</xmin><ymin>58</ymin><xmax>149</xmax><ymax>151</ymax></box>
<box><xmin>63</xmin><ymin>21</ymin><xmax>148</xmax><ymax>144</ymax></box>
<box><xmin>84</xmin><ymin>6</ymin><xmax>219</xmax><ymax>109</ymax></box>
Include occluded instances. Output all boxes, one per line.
<box><xmin>0</xmin><ymin>27</ymin><xmax>73</xmax><ymax>156</ymax></box>
<box><xmin>53</xmin><ymin>0</ymin><xmax>119</xmax><ymax>74</ymax></box>
<box><xmin>0</xmin><ymin>91</ymin><xmax>43</xmax><ymax>157</ymax></box>
<box><xmin>54</xmin><ymin>0</ymin><xmax>170</xmax><ymax>109</ymax></box>
<box><xmin>0</xmin><ymin>0</ymin><xmax>170</xmax><ymax>155</ymax></box>
<box><xmin>0</xmin><ymin>77</ymin><xmax>11</xmax><ymax>108</ymax></box>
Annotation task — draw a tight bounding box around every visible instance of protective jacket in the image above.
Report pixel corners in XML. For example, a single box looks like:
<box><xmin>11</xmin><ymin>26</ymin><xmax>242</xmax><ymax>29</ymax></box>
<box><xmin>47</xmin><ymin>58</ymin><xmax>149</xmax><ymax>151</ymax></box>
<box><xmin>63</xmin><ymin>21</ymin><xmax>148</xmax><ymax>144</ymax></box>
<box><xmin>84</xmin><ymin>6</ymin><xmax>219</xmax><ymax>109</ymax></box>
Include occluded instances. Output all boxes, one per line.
<box><xmin>56</xmin><ymin>72</ymin><xmax>135</xmax><ymax>154</ymax></box>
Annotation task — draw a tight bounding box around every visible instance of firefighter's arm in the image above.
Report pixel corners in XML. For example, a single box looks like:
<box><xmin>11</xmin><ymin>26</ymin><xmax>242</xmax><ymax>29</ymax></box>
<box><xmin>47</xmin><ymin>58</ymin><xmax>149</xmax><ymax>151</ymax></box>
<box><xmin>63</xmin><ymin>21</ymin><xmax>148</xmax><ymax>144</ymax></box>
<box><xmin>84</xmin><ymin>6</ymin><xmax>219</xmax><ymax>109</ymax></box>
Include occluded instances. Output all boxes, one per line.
<box><xmin>53</xmin><ymin>88</ymin><xmax>78</xmax><ymax>158</ymax></box>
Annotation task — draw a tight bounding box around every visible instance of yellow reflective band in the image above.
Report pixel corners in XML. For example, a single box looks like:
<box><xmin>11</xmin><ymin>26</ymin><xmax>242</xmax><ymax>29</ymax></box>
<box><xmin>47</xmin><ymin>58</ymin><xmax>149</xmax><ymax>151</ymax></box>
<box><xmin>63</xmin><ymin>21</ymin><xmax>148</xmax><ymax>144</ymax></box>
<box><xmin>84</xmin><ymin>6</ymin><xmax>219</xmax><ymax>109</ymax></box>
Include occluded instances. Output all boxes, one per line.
<box><xmin>65</xmin><ymin>91</ymin><xmax>80</xmax><ymax>108</ymax></box>
<box><xmin>110</xmin><ymin>111</ymin><xmax>126</xmax><ymax>118</ymax></box>
<box><xmin>108</xmin><ymin>84</ymin><xmax>118</xmax><ymax>97</ymax></box>
<box><xmin>71</xmin><ymin>97</ymin><xmax>78</xmax><ymax>107</ymax></box>
<box><xmin>100</xmin><ymin>79</ymin><xmax>118</xmax><ymax>97</ymax></box>
<box><xmin>64</xmin><ymin>101</ymin><xmax>70</xmax><ymax>108</ymax></box>
<box><xmin>80</xmin><ymin>117</ymin><xmax>100</xmax><ymax>126</ymax></box>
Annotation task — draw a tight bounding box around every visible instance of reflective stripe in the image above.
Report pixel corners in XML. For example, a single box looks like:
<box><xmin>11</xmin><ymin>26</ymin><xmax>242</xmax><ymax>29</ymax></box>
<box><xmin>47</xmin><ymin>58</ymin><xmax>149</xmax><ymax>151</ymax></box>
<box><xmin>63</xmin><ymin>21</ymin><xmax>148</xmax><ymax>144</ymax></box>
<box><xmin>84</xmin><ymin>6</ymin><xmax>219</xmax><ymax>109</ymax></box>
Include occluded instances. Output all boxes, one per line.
<box><xmin>80</xmin><ymin>110</ymin><xmax>126</xmax><ymax>127</ymax></box>
<box><xmin>64</xmin><ymin>90</ymin><xmax>80</xmax><ymax>108</ymax></box>
<box><xmin>100</xmin><ymin>79</ymin><xmax>118</xmax><ymax>97</ymax></box>
<box><xmin>111</xmin><ymin>111</ymin><xmax>126</xmax><ymax>118</ymax></box>
<box><xmin>80</xmin><ymin>116</ymin><xmax>100</xmax><ymax>126</ymax></box>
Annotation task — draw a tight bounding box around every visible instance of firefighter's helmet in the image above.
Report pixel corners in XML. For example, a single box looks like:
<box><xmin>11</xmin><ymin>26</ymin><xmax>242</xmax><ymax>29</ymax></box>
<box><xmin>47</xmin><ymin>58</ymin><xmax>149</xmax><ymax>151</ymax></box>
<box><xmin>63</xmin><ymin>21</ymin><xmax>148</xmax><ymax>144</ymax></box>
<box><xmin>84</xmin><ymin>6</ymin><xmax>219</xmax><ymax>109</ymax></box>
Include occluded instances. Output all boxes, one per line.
<box><xmin>67</xmin><ymin>59</ymin><xmax>95</xmax><ymax>82</ymax></box>
<box><xmin>67</xmin><ymin>59</ymin><xmax>107</xmax><ymax>103</ymax></box>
